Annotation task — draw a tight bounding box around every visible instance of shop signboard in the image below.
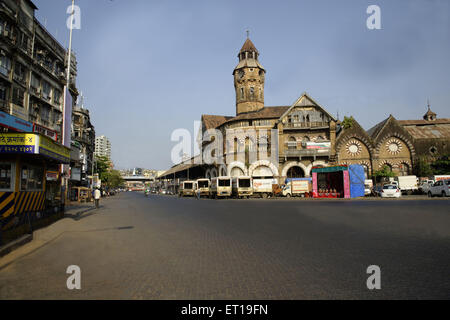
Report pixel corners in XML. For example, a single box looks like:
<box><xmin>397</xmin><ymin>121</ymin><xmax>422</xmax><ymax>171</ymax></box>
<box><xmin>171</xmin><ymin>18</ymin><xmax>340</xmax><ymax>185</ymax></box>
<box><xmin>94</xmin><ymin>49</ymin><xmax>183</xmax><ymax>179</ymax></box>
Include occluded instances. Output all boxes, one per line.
<box><xmin>0</xmin><ymin>133</ymin><xmax>37</xmax><ymax>154</ymax></box>
<box><xmin>0</xmin><ymin>111</ymin><xmax>33</xmax><ymax>132</ymax></box>
<box><xmin>38</xmin><ymin>134</ymin><xmax>70</xmax><ymax>163</ymax></box>
<box><xmin>33</xmin><ymin>123</ymin><xmax>58</xmax><ymax>141</ymax></box>
<box><xmin>0</xmin><ymin>133</ymin><xmax>70</xmax><ymax>163</ymax></box>
<box><xmin>46</xmin><ymin>171</ymin><xmax>59</xmax><ymax>181</ymax></box>
<box><xmin>306</xmin><ymin>141</ymin><xmax>331</xmax><ymax>150</ymax></box>
<box><xmin>70</xmin><ymin>167</ymin><xmax>81</xmax><ymax>181</ymax></box>
<box><xmin>63</xmin><ymin>87</ymin><xmax>72</xmax><ymax>148</ymax></box>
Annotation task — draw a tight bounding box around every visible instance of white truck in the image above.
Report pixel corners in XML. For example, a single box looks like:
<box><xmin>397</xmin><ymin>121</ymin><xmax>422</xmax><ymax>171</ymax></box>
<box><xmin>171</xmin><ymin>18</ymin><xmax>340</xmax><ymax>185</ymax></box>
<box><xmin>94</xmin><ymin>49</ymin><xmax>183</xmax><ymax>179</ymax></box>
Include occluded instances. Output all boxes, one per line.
<box><xmin>392</xmin><ymin>175</ymin><xmax>419</xmax><ymax>195</ymax></box>
<box><xmin>210</xmin><ymin>176</ymin><xmax>232</xmax><ymax>198</ymax></box>
<box><xmin>232</xmin><ymin>176</ymin><xmax>253</xmax><ymax>198</ymax></box>
<box><xmin>253</xmin><ymin>178</ymin><xmax>277</xmax><ymax>198</ymax></box>
<box><xmin>282</xmin><ymin>178</ymin><xmax>311</xmax><ymax>197</ymax></box>
<box><xmin>196</xmin><ymin>178</ymin><xmax>210</xmax><ymax>197</ymax></box>
<box><xmin>180</xmin><ymin>181</ymin><xmax>196</xmax><ymax>197</ymax></box>
<box><xmin>432</xmin><ymin>175</ymin><xmax>450</xmax><ymax>182</ymax></box>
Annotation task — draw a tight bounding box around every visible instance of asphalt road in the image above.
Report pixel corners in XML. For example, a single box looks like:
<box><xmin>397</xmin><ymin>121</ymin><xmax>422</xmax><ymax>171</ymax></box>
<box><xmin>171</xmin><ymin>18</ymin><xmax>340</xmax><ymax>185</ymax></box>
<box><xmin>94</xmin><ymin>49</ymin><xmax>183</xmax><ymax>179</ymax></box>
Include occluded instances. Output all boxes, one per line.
<box><xmin>0</xmin><ymin>192</ymin><xmax>449</xmax><ymax>299</ymax></box>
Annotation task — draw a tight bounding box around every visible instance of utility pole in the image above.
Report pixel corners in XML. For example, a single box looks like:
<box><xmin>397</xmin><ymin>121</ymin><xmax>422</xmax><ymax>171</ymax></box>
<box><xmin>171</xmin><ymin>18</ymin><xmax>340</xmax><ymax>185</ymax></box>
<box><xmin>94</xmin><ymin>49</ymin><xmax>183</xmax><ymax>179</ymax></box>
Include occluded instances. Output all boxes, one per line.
<box><xmin>61</xmin><ymin>0</ymin><xmax>75</xmax><ymax>206</ymax></box>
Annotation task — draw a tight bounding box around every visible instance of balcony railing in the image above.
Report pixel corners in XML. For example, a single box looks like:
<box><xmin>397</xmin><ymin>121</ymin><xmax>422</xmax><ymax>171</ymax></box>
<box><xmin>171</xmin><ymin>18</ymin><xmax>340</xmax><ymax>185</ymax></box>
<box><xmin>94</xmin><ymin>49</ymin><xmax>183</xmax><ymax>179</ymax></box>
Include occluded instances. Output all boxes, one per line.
<box><xmin>283</xmin><ymin>121</ymin><xmax>329</xmax><ymax>129</ymax></box>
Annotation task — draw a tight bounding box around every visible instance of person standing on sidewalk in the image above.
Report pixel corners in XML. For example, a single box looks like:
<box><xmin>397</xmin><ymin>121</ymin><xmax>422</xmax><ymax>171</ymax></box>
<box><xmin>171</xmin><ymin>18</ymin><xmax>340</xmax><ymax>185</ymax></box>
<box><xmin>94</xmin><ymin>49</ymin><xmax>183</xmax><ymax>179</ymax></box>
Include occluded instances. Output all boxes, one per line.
<box><xmin>94</xmin><ymin>188</ymin><xmax>101</xmax><ymax>209</ymax></box>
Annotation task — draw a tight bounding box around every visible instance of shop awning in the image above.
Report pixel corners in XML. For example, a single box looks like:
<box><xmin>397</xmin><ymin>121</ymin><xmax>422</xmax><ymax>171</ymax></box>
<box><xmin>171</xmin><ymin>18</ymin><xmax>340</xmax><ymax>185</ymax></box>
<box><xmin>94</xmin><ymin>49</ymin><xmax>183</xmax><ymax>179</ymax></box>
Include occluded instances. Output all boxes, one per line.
<box><xmin>0</xmin><ymin>133</ymin><xmax>71</xmax><ymax>164</ymax></box>
<box><xmin>311</xmin><ymin>165</ymin><xmax>348</xmax><ymax>173</ymax></box>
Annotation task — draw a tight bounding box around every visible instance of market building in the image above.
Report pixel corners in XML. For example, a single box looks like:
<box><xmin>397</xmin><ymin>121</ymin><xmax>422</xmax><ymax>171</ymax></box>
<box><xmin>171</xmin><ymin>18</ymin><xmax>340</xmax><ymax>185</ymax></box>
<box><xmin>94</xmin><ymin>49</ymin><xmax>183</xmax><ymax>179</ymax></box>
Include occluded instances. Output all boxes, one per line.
<box><xmin>158</xmin><ymin>36</ymin><xmax>449</xmax><ymax>186</ymax></box>
<box><xmin>335</xmin><ymin>105</ymin><xmax>450</xmax><ymax>177</ymax></box>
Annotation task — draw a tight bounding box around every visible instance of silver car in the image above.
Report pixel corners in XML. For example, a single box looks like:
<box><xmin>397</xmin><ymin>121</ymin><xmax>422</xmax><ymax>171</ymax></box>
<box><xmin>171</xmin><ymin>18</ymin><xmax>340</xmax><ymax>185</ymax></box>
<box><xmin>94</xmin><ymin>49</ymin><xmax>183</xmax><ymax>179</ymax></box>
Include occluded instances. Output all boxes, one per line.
<box><xmin>428</xmin><ymin>180</ymin><xmax>450</xmax><ymax>197</ymax></box>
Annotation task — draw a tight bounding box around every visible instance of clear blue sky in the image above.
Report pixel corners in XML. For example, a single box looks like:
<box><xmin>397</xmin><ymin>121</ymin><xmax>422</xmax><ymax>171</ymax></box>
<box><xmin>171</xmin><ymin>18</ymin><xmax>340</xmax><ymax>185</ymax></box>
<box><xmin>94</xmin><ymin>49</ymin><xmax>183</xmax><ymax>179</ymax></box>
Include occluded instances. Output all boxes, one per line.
<box><xmin>34</xmin><ymin>0</ymin><xmax>450</xmax><ymax>170</ymax></box>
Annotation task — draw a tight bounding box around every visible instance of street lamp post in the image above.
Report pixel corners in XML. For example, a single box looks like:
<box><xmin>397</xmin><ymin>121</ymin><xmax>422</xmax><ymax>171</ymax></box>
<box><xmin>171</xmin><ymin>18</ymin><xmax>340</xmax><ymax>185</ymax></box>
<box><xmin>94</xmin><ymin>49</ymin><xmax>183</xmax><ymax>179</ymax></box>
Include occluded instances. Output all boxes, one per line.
<box><xmin>61</xmin><ymin>0</ymin><xmax>75</xmax><ymax>206</ymax></box>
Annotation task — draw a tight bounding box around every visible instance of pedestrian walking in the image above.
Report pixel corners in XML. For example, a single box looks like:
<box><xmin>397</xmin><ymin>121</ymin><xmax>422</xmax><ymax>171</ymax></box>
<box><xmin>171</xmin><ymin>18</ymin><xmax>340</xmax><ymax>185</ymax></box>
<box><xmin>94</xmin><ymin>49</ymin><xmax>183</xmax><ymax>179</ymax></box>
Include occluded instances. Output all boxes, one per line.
<box><xmin>94</xmin><ymin>188</ymin><xmax>101</xmax><ymax>209</ymax></box>
<box><xmin>196</xmin><ymin>187</ymin><xmax>201</xmax><ymax>200</ymax></box>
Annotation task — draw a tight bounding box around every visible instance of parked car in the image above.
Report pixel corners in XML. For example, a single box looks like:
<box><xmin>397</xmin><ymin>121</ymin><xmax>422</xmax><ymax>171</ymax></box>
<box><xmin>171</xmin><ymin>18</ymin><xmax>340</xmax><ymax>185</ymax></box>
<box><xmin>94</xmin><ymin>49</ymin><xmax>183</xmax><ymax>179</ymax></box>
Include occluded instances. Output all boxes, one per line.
<box><xmin>373</xmin><ymin>185</ymin><xmax>384</xmax><ymax>197</ymax></box>
<box><xmin>380</xmin><ymin>184</ymin><xmax>401</xmax><ymax>198</ymax></box>
<box><xmin>428</xmin><ymin>179</ymin><xmax>450</xmax><ymax>197</ymax></box>
<box><xmin>419</xmin><ymin>180</ymin><xmax>434</xmax><ymax>194</ymax></box>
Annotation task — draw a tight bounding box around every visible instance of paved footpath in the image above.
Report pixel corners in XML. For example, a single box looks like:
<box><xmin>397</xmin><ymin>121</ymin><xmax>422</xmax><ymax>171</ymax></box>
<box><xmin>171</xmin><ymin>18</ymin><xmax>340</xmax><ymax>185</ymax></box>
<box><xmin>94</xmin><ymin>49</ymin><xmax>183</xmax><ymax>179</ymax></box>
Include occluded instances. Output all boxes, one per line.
<box><xmin>0</xmin><ymin>192</ymin><xmax>449</xmax><ymax>299</ymax></box>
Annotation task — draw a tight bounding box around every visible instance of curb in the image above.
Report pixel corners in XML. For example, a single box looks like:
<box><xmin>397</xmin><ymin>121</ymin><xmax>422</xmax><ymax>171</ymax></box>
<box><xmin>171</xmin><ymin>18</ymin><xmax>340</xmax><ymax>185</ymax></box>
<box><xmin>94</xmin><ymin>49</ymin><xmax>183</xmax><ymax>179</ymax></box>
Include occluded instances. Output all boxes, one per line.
<box><xmin>0</xmin><ymin>204</ymin><xmax>96</xmax><ymax>260</ymax></box>
<box><xmin>0</xmin><ymin>234</ymin><xmax>33</xmax><ymax>258</ymax></box>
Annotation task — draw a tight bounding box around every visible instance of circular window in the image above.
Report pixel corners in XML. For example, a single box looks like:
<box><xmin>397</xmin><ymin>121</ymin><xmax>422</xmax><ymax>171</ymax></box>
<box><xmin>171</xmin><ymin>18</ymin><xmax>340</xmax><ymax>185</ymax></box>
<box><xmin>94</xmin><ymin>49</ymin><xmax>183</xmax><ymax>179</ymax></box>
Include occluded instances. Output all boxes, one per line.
<box><xmin>385</xmin><ymin>138</ymin><xmax>403</xmax><ymax>155</ymax></box>
<box><xmin>346</xmin><ymin>139</ymin><xmax>362</xmax><ymax>156</ymax></box>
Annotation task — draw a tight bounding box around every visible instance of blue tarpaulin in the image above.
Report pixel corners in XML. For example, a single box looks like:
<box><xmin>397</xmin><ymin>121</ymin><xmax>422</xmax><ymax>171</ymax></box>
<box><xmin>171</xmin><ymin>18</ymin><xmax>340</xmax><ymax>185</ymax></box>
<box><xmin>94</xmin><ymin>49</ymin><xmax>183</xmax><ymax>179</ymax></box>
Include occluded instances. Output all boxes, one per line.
<box><xmin>348</xmin><ymin>164</ymin><xmax>365</xmax><ymax>198</ymax></box>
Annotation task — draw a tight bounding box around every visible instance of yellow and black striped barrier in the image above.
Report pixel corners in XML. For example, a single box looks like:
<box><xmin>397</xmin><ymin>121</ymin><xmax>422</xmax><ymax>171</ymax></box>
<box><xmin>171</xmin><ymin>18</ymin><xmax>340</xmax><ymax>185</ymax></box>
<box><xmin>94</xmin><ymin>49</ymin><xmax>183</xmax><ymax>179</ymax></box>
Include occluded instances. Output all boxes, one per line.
<box><xmin>0</xmin><ymin>191</ymin><xmax>45</xmax><ymax>221</ymax></box>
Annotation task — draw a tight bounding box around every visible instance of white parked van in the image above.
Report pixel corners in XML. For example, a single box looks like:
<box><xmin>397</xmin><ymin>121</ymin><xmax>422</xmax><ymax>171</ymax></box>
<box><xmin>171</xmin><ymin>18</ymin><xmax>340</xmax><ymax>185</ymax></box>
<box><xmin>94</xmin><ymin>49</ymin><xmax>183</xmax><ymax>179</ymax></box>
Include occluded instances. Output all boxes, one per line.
<box><xmin>196</xmin><ymin>178</ymin><xmax>210</xmax><ymax>197</ymax></box>
<box><xmin>180</xmin><ymin>181</ymin><xmax>196</xmax><ymax>197</ymax></box>
<box><xmin>210</xmin><ymin>176</ymin><xmax>232</xmax><ymax>198</ymax></box>
<box><xmin>232</xmin><ymin>176</ymin><xmax>253</xmax><ymax>198</ymax></box>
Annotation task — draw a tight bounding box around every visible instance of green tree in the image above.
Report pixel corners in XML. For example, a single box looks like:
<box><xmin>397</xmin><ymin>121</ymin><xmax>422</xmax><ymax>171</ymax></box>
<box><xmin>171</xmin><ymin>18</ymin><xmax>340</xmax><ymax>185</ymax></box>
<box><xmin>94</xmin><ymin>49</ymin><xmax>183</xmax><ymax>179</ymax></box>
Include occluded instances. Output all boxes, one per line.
<box><xmin>414</xmin><ymin>156</ymin><xmax>433</xmax><ymax>177</ymax></box>
<box><xmin>431</xmin><ymin>154</ymin><xmax>450</xmax><ymax>175</ymax></box>
<box><xmin>341</xmin><ymin>116</ymin><xmax>355</xmax><ymax>129</ymax></box>
<box><xmin>372</xmin><ymin>165</ymin><xmax>396</xmax><ymax>183</ymax></box>
<box><xmin>103</xmin><ymin>170</ymin><xmax>125</xmax><ymax>189</ymax></box>
<box><xmin>94</xmin><ymin>155</ymin><xmax>111</xmax><ymax>182</ymax></box>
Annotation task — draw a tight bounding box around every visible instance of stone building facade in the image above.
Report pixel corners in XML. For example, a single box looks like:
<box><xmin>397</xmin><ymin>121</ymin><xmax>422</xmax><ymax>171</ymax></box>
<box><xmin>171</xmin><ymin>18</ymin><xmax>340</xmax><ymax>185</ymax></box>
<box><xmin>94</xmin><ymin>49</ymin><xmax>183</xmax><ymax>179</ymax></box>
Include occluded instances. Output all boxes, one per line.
<box><xmin>200</xmin><ymin>38</ymin><xmax>337</xmax><ymax>183</ymax></box>
<box><xmin>72</xmin><ymin>104</ymin><xmax>95</xmax><ymax>185</ymax></box>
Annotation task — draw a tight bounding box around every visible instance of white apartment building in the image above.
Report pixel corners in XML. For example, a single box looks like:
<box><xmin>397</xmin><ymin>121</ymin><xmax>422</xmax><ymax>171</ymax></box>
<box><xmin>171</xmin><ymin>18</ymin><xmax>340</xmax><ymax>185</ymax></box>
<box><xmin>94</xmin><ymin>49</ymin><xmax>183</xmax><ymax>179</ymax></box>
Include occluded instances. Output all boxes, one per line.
<box><xmin>95</xmin><ymin>135</ymin><xmax>111</xmax><ymax>160</ymax></box>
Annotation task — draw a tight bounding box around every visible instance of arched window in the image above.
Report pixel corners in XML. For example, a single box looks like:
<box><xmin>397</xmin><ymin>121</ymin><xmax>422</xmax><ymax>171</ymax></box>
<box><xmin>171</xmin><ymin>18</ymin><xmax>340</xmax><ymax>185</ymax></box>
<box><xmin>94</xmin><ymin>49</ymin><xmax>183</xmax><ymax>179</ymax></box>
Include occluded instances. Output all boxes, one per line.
<box><xmin>288</xmin><ymin>136</ymin><xmax>297</xmax><ymax>150</ymax></box>
<box><xmin>399</xmin><ymin>163</ymin><xmax>409</xmax><ymax>176</ymax></box>
<box><xmin>249</xmin><ymin>87</ymin><xmax>255</xmax><ymax>99</ymax></box>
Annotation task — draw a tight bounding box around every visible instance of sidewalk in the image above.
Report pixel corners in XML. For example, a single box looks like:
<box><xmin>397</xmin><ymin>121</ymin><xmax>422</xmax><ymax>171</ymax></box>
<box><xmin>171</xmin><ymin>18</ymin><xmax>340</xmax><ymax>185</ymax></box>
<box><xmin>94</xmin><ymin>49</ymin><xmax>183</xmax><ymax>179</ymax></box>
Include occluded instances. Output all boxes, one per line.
<box><xmin>0</xmin><ymin>201</ymin><xmax>100</xmax><ymax>265</ymax></box>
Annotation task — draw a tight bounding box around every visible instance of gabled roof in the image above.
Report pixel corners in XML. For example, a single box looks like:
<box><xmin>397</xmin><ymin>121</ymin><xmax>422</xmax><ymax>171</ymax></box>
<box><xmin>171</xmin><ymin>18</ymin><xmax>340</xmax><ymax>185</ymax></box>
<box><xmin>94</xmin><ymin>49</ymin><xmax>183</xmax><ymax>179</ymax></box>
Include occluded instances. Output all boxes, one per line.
<box><xmin>367</xmin><ymin>115</ymin><xmax>392</xmax><ymax>139</ymax></box>
<box><xmin>398</xmin><ymin>118</ymin><xmax>450</xmax><ymax>139</ymax></box>
<box><xmin>398</xmin><ymin>119</ymin><xmax>450</xmax><ymax>126</ymax></box>
<box><xmin>278</xmin><ymin>92</ymin><xmax>337</xmax><ymax>122</ymax></box>
<box><xmin>201</xmin><ymin>115</ymin><xmax>233</xmax><ymax>130</ymax></box>
<box><xmin>230</xmin><ymin>106</ymin><xmax>289</xmax><ymax>121</ymax></box>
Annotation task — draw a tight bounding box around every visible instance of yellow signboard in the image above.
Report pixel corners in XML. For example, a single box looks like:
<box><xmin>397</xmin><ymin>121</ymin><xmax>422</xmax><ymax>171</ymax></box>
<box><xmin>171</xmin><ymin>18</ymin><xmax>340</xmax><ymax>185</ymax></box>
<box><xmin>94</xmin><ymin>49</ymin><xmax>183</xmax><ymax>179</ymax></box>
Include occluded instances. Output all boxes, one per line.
<box><xmin>38</xmin><ymin>135</ymin><xmax>70</xmax><ymax>163</ymax></box>
<box><xmin>0</xmin><ymin>134</ymin><xmax>37</xmax><ymax>154</ymax></box>
<box><xmin>0</xmin><ymin>133</ymin><xmax>70</xmax><ymax>163</ymax></box>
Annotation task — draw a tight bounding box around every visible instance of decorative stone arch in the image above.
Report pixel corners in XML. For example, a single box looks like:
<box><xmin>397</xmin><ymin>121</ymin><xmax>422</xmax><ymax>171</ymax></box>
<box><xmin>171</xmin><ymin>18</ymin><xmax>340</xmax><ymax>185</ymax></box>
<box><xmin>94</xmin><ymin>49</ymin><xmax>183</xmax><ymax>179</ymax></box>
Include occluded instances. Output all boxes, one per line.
<box><xmin>305</xmin><ymin>160</ymin><xmax>328</xmax><ymax>177</ymax></box>
<box><xmin>281</xmin><ymin>161</ymin><xmax>308</xmax><ymax>177</ymax></box>
<box><xmin>375</xmin><ymin>133</ymin><xmax>416</xmax><ymax>159</ymax></box>
<box><xmin>210</xmin><ymin>168</ymin><xmax>218</xmax><ymax>178</ymax></box>
<box><xmin>395</xmin><ymin>160</ymin><xmax>412</xmax><ymax>176</ymax></box>
<box><xmin>336</xmin><ymin>135</ymin><xmax>374</xmax><ymax>160</ymax></box>
<box><xmin>205</xmin><ymin>169</ymin><xmax>211</xmax><ymax>179</ymax></box>
<box><xmin>227</xmin><ymin>161</ymin><xmax>248</xmax><ymax>177</ymax></box>
<box><xmin>249</xmin><ymin>160</ymin><xmax>279</xmax><ymax>177</ymax></box>
<box><xmin>378</xmin><ymin>159</ymin><xmax>394</xmax><ymax>169</ymax></box>
<box><xmin>218</xmin><ymin>164</ymin><xmax>227</xmax><ymax>177</ymax></box>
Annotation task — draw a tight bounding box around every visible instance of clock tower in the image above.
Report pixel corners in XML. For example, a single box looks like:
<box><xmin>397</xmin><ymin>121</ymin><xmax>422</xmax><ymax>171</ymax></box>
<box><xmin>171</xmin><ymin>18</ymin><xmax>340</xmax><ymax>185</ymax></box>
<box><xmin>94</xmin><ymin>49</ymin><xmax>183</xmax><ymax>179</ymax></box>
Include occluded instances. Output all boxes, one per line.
<box><xmin>233</xmin><ymin>37</ymin><xmax>265</xmax><ymax>115</ymax></box>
